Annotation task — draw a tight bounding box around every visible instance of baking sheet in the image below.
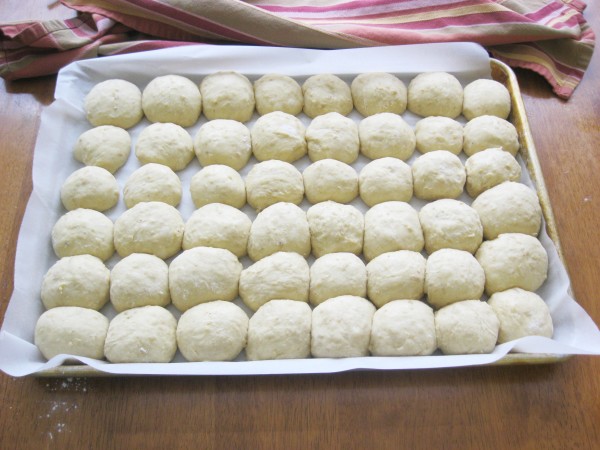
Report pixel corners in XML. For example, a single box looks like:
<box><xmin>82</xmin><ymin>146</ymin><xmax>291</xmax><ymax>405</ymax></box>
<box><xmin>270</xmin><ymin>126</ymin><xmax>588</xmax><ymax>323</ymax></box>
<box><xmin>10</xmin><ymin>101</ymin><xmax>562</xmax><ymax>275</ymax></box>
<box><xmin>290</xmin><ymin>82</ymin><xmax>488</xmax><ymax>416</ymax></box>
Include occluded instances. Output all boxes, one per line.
<box><xmin>1</xmin><ymin>43</ymin><xmax>600</xmax><ymax>377</ymax></box>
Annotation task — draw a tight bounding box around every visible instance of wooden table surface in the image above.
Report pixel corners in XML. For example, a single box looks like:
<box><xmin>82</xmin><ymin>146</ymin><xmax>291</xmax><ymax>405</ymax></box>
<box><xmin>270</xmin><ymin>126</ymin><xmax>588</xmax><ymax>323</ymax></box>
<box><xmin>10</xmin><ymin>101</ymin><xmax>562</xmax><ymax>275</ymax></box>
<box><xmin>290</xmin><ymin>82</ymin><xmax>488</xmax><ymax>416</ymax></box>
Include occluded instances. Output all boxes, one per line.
<box><xmin>1</xmin><ymin>2</ymin><xmax>599</xmax><ymax>449</ymax></box>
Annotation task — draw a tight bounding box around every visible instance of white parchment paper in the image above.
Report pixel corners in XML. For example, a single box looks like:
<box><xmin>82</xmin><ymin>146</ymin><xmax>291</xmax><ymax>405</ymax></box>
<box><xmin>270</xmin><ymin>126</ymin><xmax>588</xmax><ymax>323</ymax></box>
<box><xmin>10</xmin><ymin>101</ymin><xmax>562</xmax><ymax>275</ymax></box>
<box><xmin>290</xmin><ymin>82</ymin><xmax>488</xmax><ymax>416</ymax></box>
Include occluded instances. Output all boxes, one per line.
<box><xmin>1</xmin><ymin>43</ymin><xmax>600</xmax><ymax>377</ymax></box>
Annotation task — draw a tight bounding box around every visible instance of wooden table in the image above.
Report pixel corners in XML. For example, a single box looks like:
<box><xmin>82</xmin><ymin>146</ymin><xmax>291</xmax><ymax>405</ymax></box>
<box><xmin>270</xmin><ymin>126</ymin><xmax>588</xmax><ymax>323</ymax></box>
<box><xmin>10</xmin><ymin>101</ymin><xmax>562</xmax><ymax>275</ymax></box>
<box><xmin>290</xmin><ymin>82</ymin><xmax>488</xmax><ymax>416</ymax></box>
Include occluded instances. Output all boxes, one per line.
<box><xmin>1</xmin><ymin>3</ymin><xmax>599</xmax><ymax>449</ymax></box>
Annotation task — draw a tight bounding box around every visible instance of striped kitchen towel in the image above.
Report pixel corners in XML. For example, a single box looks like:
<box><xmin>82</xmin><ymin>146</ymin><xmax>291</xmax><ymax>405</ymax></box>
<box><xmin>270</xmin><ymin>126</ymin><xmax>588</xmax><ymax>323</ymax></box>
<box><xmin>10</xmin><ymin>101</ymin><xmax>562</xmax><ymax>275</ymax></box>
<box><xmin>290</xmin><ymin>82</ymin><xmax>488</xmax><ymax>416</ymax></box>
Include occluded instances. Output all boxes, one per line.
<box><xmin>0</xmin><ymin>0</ymin><xmax>594</xmax><ymax>99</ymax></box>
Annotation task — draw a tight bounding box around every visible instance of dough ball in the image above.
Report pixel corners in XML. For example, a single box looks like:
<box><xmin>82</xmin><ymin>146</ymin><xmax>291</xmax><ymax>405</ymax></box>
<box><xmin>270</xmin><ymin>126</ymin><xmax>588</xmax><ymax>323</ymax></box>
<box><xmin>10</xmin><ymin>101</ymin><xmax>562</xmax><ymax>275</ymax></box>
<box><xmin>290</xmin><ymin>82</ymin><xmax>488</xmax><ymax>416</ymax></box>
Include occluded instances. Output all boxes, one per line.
<box><xmin>465</xmin><ymin>147</ymin><xmax>521</xmax><ymax>197</ymax></box>
<box><xmin>104</xmin><ymin>306</ymin><xmax>177</xmax><ymax>363</ymax></box>
<box><xmin>61</xmin><ymin>166</ymin><xmax>119</xmax><ymax>211</ymax></box>
<box><xmin>123</xmin><ymin>163</ymin><xmax>182</xmax><ymax>208</ymax></box>
<box><xmin>425</xmin><ymin>249</ymin><xmax>485</xmax><ymax>309</ymax></box>
<box><xmin>307</xmin><ymin>201</ymin><xmax>364</xmax><ymax>258</ymax></box>
<box><xmin>246</xmin><ymin>300</ymin><xmax>312</xmax><ymax>361</ymax></box>
<box><xmin>363</xmin><ymin>201</ymin><xmax>423</xmax><ymax>261</ymax></box>
<box><xmin>135</xmin><ymin>122</ymin><xmax>194</xmax><ymax>171</ymax></box>
<box><xmin>41</xmin><ymin>255</ymin><xmax>109</xmax><ymax>310</ymax></box>
<box><xmin>245</xmin><ymin>160</ymin><xmax>304</xmax><ymax>211</ymax></box>
<box><xmin>463</xmin><ymin>115</ymin><xmax>519</xmax><ymax>156</ymax></box>
<box><xmin>488</xmin><ymin>288</ymin><xmax>553</xmax><ymax>343</ymax></box>
<box><xmin>193</xmin><ymin>119</ymin><xmax>252</xmax><ymax>171</ymax></box>
<box><xmin>367</xmin><ymin>250</ymin><xmax>426</xmax><ymax>307</ymax></box>
<box><xmin>303</xmin><ymin>159</ymin><xmax>358</xmax><ymax>204</ymax></box>
<box><xmin>463</xmin><ymin>79</ymin><xmax>511</xmax><ymax>120</ymax></box>
<box><xmin>109</xmin><ymin>253</ymin><xmax>170</xmax><ymax>312</ymax></box>
<box><xmin>142</xmin><ymin>74</ymin><xmax>201</xmax><ymax>127</ymax></box>
<box><xmin>475</xmin><ymin>233</ymin><xmax>548</xmax><ymax>295</ymax></box>
<box><xmin>472</xmin><ymin>181</ymin><xmax>542</xmax><ymax>240</ymax></box>
<box><xmin>311</xmin><ymin>295</ymin><xmax>375</xmax><ymax>358</ymax></box>
<box><xmin>306</xmin><ymin>112</ymin><xmax>359</xmax><ymax>164</ymax></box>
<box><xmin>84</xmin><ymin>79</ymin><xmax>143</xmax><ymax>129</ymax></box>
<box><xmin>114</xmin><ymin>201</ymin><xmax>184</xmax><ymax>259</ymax></box>
<box><xmin>200</xmin><ymin>71</ymin><xmax>255</xmax><ymax>122</ymax></box>
<box><xmin>73</xmin><ymin>125</ymin><xmax>131</xmax><ymax>174</ymax></box>
<box><xmin>34</xmin><ymin>307</ymin><xmax>109</xmax><ymax>360</ymax></box>
<box><xmin>309</xmin><ymin>252</ymin><xmax>367</xmax><ymax>306</ymax></box>
<box><xmin>177</xmin><ymin>301</ymin><xmax>249</xmax><ymax>361</ymax></box>
<box><xmin>415</xmin><ymin>116</ymin><xmax>463</xmax><ymax>155</ymax></box>
<box><xmin>407</xmin><ymin>72</ymin><xmax>463</xmax><ymax>118</ymax></box>
<box><xmin>359</xmin><ymin>113</ymin><xmax>416</xmax><ymax>160</ymax></box>
<box><xmin>369</xmin><ymin>300</ymin><xmax>437</xmax><ymax>356</ymax></box>
<box><xmin>302</xmin><ymin>74</ymin><xmax>353</xmax><ymax>118</ymax></box>
<box><xmin>254</xmin><ymin>74</ymin><xmax>303</xmax><ymax>116</ymax></box>
<box><xmin>435</xmin><ymin>300</ymin><xmax>499</xmax><ymax>354</ymax></box>
<box><xmin>418</xmin><ymin>199</ymin><xmax>483</xmax><ymax>254</ymax></box>
<box><xmin>183</xmin><ymin>203</ymin><xmax>251</xmax><ymax>257</ymax></box>
<box><xmin>239</xmin><ymin>252</ymin><xmax>310</xmax><ymax>311</ymax></box>
<box><xmin>351</xmin><ymin>72</ymin><xmax>407</xmax><ymax>116</ymax></box>
<box><xmin>251</xmin><ymin>111</ymin><xmax>307</xmax><ymax>162</ymax></box>
<box><xmin>52</xmin><ymin>209</ymin><xmax>114</xmax><ymax>261</ymax></box>
<box><xmin>412</xmin><ymin>150</ymin><xmax>466</xmax><ymax>200</ymax></box>
<box><xmin>169</xmin><ymin>247</ymin><xmax>242</xmax><ymax>312</ymax></box>
<box><xmin>190</xmin><ymin>164</ymin><xmax>246</xmax><ymax>208</ymax></box>
<box><xmin>359</xmin><ymin>157</ymin><xmax>413</xmax><ymax>206</ymax></box>
<box><xmin>248</xmin><ymin>202</ymin><xmax>311</xmax><ymax>261</ymax></box>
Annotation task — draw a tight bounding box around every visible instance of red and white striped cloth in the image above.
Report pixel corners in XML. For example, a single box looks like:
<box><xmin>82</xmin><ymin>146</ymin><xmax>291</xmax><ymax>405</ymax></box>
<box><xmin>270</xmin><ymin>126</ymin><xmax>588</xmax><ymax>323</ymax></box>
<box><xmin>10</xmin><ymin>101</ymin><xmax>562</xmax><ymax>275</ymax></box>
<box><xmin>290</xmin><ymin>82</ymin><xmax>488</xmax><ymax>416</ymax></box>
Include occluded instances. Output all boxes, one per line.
<box><xmin>0</xmin><ymin>0</ymin><xmax>594</xmax><ymax>98</ymax></box>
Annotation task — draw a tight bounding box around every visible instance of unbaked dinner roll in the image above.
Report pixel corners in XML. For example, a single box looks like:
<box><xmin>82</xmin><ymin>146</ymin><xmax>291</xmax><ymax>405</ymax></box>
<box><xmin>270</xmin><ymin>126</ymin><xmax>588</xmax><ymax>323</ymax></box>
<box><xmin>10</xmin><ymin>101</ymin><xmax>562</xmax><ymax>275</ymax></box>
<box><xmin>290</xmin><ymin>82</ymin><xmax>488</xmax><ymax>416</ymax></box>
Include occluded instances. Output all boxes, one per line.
<box><xmin>123</xmin><ymin>163</ymin><xmax>181</xmax><ymax>208</ymax></box>
<box><xmin>239</xmin><ymin>252</ymin><xmax>310</xmax><ymax>311</ymax></box>
<box><xmin>34</xmin><ymin>307</ymin><xmax>109</xmax><ymax>360</ymax></box>
<box><xmin>462</xmin><ymin>79</ymin><xmax>511</xmax><ymax>120</ymax></box>
<box><xmin>488</xmin><ymin>288</ymin><xmax>553</xmax><ymax>343</ymax></box>
<box><xmin>142</xmin><ymin>74</ymin><xmax>202</xmax><ymax>127</ymax></box>
<box><xmin>104</xmin><ymin>306</ymin><xmax>177</xmax><ymax>363</ymax></box>
<box><xmin>200</xmin><ymin>71</ymin><xmax>255</xmax><ymax>122</ymax></box>
<box><xmin>369</xmin><ymin>300</ymin><xmax>437</xmax><ymax>356</ymax></box>
<box><xmin>251</xmin><ymin>111</ymin><xmax>307</xmax><ymax>162</ymax></box>
<box><xmin>425</xmin><ymin>249</ymin><xmax>485</xmax><ymax>309</ymax></box>
<box><xmin>359</xmin><ymin>113</ymin><xmax>415</xmax><ymax>160</ymax></box>
<box><xmin>415</xmin><ymin>116</ymin><xmax>463</xmax><ymax>155</ymax></box>
<box><xmin>412</xmin><ymin>150</ymin><xmax>465</xmax><ymax>200</ymax></box>
<box><xmin>113</xmin><ymin>201</ymin><xmax>184</xmax><ymax>259</ymax></box>
<box><xmin>309</xmin><ymin>252</ymin><xmax>367</xmax><ymax>306</ymax></box>
<box><xmin>73</xmin><ymin>125</ymin><xmax>131</xmax><ymax>174</ymax></box>
<box><xmin>248</xmin><ymin>202</ymin><xmax>311</xmax><ymax>261</ymax></box>
<box><xmin>351</xmin><ymin>72</ymin><xmax>407</xmax><ymax>116</ymax></box>
<box><xmin>303</xmin><ymin>159</ymin><xmax>358</xmax><ymax>204</ymax></box>
<box><xmin>363</xmin><ymin>201</ymin><xmax>423</xmax><ymax>261</ymax></box>
<box><xmin>84</xmin><ymin>79</ymin><xmax>143</xmax><ymax>129</ymax></box>
<box><xmin>465</xmin><ymin>147</ymin><xmax>521</xmax><ymax>198</ymax></box>
<box><xmin>41</xmin><ymin>255</ymin><xmax>109</xmax><ymax>310</ymax></box>
<box><xmin>302</xmin><ymin>73</ymin><xmax>353</xmax><ymax>118</ymax></box>
<box><xmin>245</xmin><ymin>160</ymin><xmax>304</xmax><ymax>211</ymax></box>
<box><xmin>307</xmin><ymin>201</ymin><xmax>364</xmax><ymax>258</ymax></box>
<box><xmin>190</xmin><ymin>164</ymin><xmax>246</xmax><ymax>208</ymax></box>
<box><xmin>177</xmin><ymin>301</ymin><xmax>249</xmax><ymax>362</ymax></box>
<box><xmin>169</xmin><ymin>246</ymin><xmax>242</xmax><ymax>312</ymax></box>
<box><xmin>52</xmin><ymin>209</ymin><xmax>114</xmax><ymax>261</ymax></box>
<box><xmin>358</xmin><ymin>157</ymin><xmax>413</xmax><ymax>206</ymax></box>
<box><xmin>305</xmin><ymin>112</ymin><xmax>360</xmax><ymax>164</ymax></box>
<box><xmin>418</xmin><ymin>199</ymin><xmax>483</xmax><ymax>255</ymax></box>
<box><xmin>110</xmin><ymin>253</ymin><xmax>170</xmax><ymax>312</ymax></box>
<box><xmin>463</xmin><ymin>115</ymin><xmax>519</xmax><ymax>157</ymax></box>
<box><xmin>311</xmin><ymin>295</ymin><xmax>375</xmax><ymax>358</ymax></box>
<box><xmin>472</xmin><ymin>181</ymin><xmax>542</xmax><ymax>240</ymax></box>
<box><xmin>193</xmin><ymin>119</ymin><xmax>252</xmax><ymax>171</ymax></box>
<box><xmin>246</xmin><ymin>300</ymin><xmax>312</xmax><ymax>361</ymax></box>
<box><xmin>407</xmin><ymin>72</ymin><xmax>463</xmax><ymax>118</ymax></box>
<box><xmin>183</xmin><ymin>203</ymin><xmax>251</xmax><ymax>257</ymax></box>
<box><xmin>254</xmin><ymin>74</ymin><xmax>303</xmax><ymax>116</ymax></box>
<box><xmin>61</xmin><ymin>166</ymin><xmax>119</xmax><ymax>211</ymax></box>
<box><xmin>435</xmin><ymin>300</ymin><xmax>499</xmax><ymax>354</ymax></box>
<box><xmin>367</xmin><ymin>250</ymin><xmax>426</xmax><ymax>308</ymax></box>
<box><xmin>476</xmin><ymin>233</ymin><xmax>548</xmax><ymax>295</ymax></box>
<box><xmin>135</xmin><ymin>122</ymin><xmax>194</xmax><ymax>171</ymax></box>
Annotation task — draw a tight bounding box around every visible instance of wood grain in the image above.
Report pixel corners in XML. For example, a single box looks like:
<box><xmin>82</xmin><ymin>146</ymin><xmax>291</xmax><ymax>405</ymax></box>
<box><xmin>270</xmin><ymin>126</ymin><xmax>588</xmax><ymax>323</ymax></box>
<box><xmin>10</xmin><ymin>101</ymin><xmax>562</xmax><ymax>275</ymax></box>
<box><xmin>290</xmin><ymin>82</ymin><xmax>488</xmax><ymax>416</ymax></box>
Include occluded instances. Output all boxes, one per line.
<box><xmin>1</xmin><ymin>3</ymin><xmax>599</xmax><ymax>450</ymax></box>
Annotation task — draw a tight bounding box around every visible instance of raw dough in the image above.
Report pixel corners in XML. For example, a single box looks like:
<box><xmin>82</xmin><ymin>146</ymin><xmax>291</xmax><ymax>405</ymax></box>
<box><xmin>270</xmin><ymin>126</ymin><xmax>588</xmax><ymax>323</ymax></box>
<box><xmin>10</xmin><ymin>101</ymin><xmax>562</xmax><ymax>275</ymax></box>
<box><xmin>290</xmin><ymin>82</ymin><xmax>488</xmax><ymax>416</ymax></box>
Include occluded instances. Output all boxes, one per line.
<box><xmin>142</xmin><ymin>74</ymin><xmax>202</xmax><ymax>126</ymax></box>
<box><xmin>245</xmin><ymin>160</ymin><xmax>304</xmax><ymax>211</ymax></box>
<box><xmin>415</xmin><ymin>116</ymin><xmax>463</xmax><ymax>155</ymax></box>
<box><xmin>462</xmin><ymin>79</ymin><xmax>511</xmax><ymax>120</ymax></box>
<box><xmin>254</xmin><ymin>74</ymin><xmax>303</xmax><ymax>116</ymax></box>
<box><xmin>73</xmin><ymin>125</ymin><xmax>131</xmax><ymax>174</ymax></box>
<box><xmin>61</xmin><ymin>166</ymin><xmax>119</xmax><ymax>211</ymax></box>
<box><xmin>190</xmin><ymin>165</ymin><xmax>246</xmax><ymax>208</ymax></box>
<box><xmin>84</xmin><ymin>79</ymin><xmax>143</xmax><ymax>129</ymax></box>
<box><xmin>351</xmin><ymin>72</ymin><xmax>407</xmax><ymax>116</ymax></box>
<box><xmin>408</xmin><ymin>72</ymin><xmax>463</xmax><ymax>118</ymax></box>
<box><xmin>307</xmin><ymin>201</ymin><xmax>364</xmax><ymax>258</ymax></box>
<box><xmin>303</xmin><ymin>159</ymin><xmax>358</xmax><ymax>204</ymax></box>
<box><xmin>465</xmin><ymin>147</ymin><xmax>521</xmax><ymax>197</ymax></box>
<box><xmin>305</xmin><ymin>112</ymin><xmax>359</xmax><ymax>164</ymax></box>
<box><xmin>193</xmin><ymin>119</ymin><xmax>252</xmax><ymax>170</ymax></box>
<box><xmin>52</xmin><ymin>209</ymin><xmax>114</xmax><ymax>261</ymax></box>
<box><xmin>302</xmin><ymin>74</ymin><xmax>353</xmax><ymax>118</ymax></box>
<box><xmin>200</xmin><ymin>71</ymin><xmax>255</xmax><ymax>122</ymax></box>
<box><xmin>359</xmin><ymin>113</ymin><xmax>415</xmax><ymax>160</ymax></box>
<box><xmin>123</xmin><ymin>163</ymin><xmax>182</xmax><ymax>208</ymax></box>
<box><xmin>358</xmin><ymin>157</ymin><xmax>413</xmax><ymax>206</ymax></box>
<box><xmin>412</xmin><ymin>150</ymin><xmax>465</xmax><ymax>200</ymax></box>
<box><xmin>251</xmin><ymin>111</ymin><xmax>307</xmax><ymax>162</ymax></box>
<box><xmin>309</xmin><ymin>252</ymin><xmax>367</xmax><ymax>306</ymax></box>
<box><xmin>463</xmin><ymin>115</ymin><xmax>519</xmax><ymax>156</ymax></box>
<box><xmin>135</xmin><ymin>122</ymin><xmax>194</xmax><ymax>171</ymax></box>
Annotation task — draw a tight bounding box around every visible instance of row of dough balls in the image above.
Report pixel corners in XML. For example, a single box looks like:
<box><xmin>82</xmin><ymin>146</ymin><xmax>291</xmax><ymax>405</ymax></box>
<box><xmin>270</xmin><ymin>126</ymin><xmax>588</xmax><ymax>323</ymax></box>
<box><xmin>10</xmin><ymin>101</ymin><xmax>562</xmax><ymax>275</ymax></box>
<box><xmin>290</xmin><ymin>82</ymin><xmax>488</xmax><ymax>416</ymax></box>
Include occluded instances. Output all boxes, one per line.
<box><xmin>35</xmin><ymin>287</ymin><xmax>553</xmax><ymax>363</ymax></box>
<box><xmin>84</xmin><ymin>72</ymin><xmax>511</xmax><ymax>129</ymax></box>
